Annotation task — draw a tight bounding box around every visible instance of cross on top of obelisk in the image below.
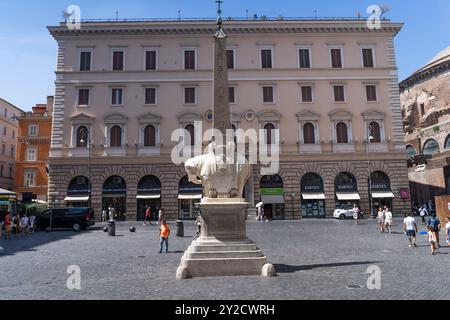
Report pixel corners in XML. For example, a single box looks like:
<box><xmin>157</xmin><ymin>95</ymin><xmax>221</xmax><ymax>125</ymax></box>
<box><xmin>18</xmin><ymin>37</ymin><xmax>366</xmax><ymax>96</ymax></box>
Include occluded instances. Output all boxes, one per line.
<box><xmin>216</xmin><ymin>0</ymin><xmax>223</xmax><ymax>28</ymax></box>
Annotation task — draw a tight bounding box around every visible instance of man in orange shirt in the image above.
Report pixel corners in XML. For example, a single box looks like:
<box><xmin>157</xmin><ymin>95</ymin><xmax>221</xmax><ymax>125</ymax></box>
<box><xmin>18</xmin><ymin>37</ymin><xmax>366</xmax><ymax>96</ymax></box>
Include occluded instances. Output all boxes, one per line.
<box><xmin>159</xmin><ymin>220</ymin><xmax>170</xmax><ymax>254</ymax></box>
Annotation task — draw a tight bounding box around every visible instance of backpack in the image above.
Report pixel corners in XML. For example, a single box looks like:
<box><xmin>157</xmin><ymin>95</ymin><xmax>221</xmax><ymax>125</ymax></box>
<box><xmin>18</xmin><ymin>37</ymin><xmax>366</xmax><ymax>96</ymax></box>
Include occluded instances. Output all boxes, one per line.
<box><xmin>428</xmin><ymin>218</ymin><xmax>440</xmax><ymax>232</ymax></box>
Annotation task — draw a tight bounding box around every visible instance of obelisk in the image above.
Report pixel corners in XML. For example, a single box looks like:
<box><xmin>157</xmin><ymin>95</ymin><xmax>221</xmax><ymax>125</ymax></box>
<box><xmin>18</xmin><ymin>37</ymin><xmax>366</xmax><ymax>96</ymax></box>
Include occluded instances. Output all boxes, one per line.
<box><xmin>213</xmin><ymin>12</ymin><xmax>231</xmax><ymax>139</ymax></box>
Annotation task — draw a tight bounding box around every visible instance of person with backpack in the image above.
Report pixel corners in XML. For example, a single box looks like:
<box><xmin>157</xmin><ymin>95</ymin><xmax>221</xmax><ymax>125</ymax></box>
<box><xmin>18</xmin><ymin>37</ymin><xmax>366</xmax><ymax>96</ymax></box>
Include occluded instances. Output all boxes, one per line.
<box><xmin>427</xmin><ymin>214</ymin><xmax>441</xmax><ymax>248</ymax></box>
<box><xmin>419</xmin><ymin>205</ymin><xmax>428</xmax><ymax>225</ymax></box>
<box><xmin>143</xmin><ymin>206</ymin><xmax>152</xmax><ymax>226</ymax></box>
<box><xmin>12</xmin><ymin>213</ymin><xmax>21</xmax><ymax>239</ymax></box>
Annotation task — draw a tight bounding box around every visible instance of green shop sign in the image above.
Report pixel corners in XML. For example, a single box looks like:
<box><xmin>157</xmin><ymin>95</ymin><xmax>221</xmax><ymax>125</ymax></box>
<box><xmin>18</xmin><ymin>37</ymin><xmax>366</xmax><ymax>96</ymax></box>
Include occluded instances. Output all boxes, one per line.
<box><xmin>260</xmin><ymin>188</ymin><xmax>284</xmax><ymax>195</ymax></box>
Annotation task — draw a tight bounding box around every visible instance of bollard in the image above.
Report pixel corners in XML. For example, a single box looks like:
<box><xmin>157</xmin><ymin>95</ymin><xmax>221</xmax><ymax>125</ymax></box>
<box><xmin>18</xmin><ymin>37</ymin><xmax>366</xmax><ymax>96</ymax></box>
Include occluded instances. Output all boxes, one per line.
<box><xmin>176</xmin><ymin>220</ymin><xmax>184</xmax><ymax>237</ymax></box>
<box><xmin>108</xmin><ymin>220</ymin><xmax>116</xmax><ymax>237</ymax></box>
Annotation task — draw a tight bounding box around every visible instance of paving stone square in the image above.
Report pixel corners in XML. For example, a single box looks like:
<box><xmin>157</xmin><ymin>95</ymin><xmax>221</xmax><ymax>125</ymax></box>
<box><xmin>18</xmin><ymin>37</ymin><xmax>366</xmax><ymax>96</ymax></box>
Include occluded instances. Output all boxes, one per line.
<box><xmin>0</xmin><ymin>217</ymin><xmax>448</xmax><ymax>300</ymax></box>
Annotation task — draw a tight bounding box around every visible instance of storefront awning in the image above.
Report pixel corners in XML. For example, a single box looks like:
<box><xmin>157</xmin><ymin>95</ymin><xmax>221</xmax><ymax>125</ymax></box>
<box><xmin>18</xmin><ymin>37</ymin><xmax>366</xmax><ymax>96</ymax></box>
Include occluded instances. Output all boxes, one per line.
<box><xmin>136</xmin><ymin>195</ymin><xmax>161</xmax><ymax>199</ymax></box>
<box><xmin>336</xmin><ymin>192</ymin><xmax>361</xmax><ymax>201</ymax></box>
<box><xmin>302</xmin><ymin>193</ymin><xmax>326</xmax><ymax>200</ymax></box>
<box><xmin>372</xmin><ymin>191</ymin><xmax>395</xmax><ymax>199</ymax></box>
<box><xmin>261</xmin><ymin>195</ymin><xmax>285</xmax><ymax>204</ymax></box>
<box><xmin>178</xmin><ymin>194</ymin><xmax>202</xmax><ymax>200</ymax></box>
<box><xmin>64</xmin><ymin>196</ymin><xmax>89</xmax><ymax>202</ymax></box>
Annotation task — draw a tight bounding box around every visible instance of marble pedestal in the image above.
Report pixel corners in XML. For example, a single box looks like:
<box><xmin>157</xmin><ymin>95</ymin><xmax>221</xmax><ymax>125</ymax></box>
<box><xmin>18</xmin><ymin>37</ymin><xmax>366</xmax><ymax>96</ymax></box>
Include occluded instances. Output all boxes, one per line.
<box><xmin>176</xmin><ymin>198</ymin><xmax>276</xmax><ymax>279</ymax></box>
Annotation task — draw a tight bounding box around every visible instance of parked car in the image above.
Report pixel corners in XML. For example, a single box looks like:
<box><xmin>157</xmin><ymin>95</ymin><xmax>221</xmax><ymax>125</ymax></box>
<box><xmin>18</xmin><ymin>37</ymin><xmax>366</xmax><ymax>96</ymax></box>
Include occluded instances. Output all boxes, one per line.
<box><xmin>36</xmin><ymin>208</ymin><xmax>95</xmax><ymax>232</ymax></box>
<box><xmin>333</xmin><ymin>206</ymin><xmax>365</xmax><ymax>220</ymax></box>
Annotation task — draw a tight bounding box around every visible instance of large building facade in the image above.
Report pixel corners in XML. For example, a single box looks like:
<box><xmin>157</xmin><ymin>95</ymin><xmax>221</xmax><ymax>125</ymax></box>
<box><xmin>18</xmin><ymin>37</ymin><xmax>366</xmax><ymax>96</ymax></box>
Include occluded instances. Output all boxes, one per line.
<box><xmin>400</xmin><ymin>46</ymin><xmax>450</xmax><ymax>207</ymax></box>
<box><xmin>0</xmin><ymin>98</ymin><xmax>23</xmax><ymax>190</ymax></box>
<box><xmin>47</xmin><ymin>19</ymin><xmax>409</xmax><ymax>220</ymax></box>
<box><xmin>13</xmin><ymin>97</ymin><xmax>53</xmax><ymax>202</ymax></box>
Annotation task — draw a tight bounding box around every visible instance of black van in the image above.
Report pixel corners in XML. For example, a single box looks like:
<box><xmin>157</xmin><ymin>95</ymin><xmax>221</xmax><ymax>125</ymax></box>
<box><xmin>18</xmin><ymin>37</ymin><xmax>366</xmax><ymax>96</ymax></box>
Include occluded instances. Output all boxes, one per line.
<box><xmin>36</xmin><ymin>208</ymin><xmax>95</xmax><ymax>232</ymax></box>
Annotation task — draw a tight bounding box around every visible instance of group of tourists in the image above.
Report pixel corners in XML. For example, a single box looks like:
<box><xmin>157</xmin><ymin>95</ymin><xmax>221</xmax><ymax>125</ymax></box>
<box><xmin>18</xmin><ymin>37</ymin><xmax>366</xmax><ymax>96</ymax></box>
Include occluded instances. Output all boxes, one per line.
<box><xmin>403</xmin><ymin>212</ymin><xmax>450</xmax><ymax>255</ymax></box>
<box><xmin>376</xmin><ymin>206</ymin><xmax>393</xmax><ymax>233</ymax></box>
<box><xmin>0</xmin><ymin>212</ymin><xmax>36</xmax><ymax>241</ymax></box>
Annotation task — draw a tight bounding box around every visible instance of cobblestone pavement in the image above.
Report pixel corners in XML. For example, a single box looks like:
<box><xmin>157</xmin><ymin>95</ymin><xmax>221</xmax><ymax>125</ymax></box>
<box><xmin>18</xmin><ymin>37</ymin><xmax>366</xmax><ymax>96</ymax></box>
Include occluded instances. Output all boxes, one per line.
<box><xmin>0</xmin><ymin>217</ymin><xmax>448</xmax><ymax>300</ymax></box>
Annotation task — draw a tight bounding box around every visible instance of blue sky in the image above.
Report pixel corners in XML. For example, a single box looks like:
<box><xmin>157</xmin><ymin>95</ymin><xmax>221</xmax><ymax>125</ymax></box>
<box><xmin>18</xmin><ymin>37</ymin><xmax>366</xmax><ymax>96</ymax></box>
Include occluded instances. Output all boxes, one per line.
<box><xmin>0</xmin><ymin>0</ymin><xmax>449</xmax><ymax>111</ymax></box>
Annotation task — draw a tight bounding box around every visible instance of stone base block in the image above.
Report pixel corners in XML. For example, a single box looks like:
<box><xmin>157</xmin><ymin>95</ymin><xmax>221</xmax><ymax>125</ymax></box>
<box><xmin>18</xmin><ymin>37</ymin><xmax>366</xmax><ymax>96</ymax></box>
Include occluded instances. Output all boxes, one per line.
<box><xmin>176</xmin><ymin>238</ymin><xmax>275</xmax><ymax>279</ymax></box>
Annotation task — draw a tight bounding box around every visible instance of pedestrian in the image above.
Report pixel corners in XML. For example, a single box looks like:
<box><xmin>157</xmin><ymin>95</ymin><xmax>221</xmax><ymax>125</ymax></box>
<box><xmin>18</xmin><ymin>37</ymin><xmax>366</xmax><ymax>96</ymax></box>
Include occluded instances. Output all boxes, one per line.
<box><xmin>108</xmin><ymin>206</ymin><xmax>116</xmax><ymax>221</ymax></box>
<box><xmin>4</xmin><ymin>212</ymin><xmax>11</xmax><ymax>241</ymax></box>
<box><xmin>377</xmin><ymin>207</ymin><xmax>385</xmax><ymax>233</ymax></box>
<box><xmin>29</xmin><ymin>213</ymin><xmax>36</xmax><ymax>233</ymax></box>
<box><xmin>403</xmin><ymin>212</ymin><xmax>418</xmax><ymax>247</ymax></box>
<box><xmin>12</xmin><ymin>213</ymin><xmax>21</xmax><ymax>239</ymax></box>
<box><xmin>257</xmin><ymin>206</ymin><xmax>264</xmax><ymax>222</ymax></box>
<box><xmin>158</xmin><ymin>208</ymin><xmax>165</xmax><ymax>225</ymax></box>
<box><xmin>195</xmin><ymin>213</ymin><xmax>202</xmax><ymax>237</ymax></box>
<box><xmin>384</xmin><ymin>207</ymin><xmax>393</xmax><ymax>234</ymax></box>
<box><xmin>352</xmin><ymin>204</ymin><xmax>360</xmax><ymax>225</ymax></box>
<box><xmin>0</xmin><ymin>213</ymin><xmax>4</xmax><ymax>239</ymax></box>
<box><xmin>21</xmin><ymin>215</ymin><xmax>30</xmax><ymax>236</ymax></box>
<box><xmin>419</xmin><ymin>205</ymin><xmax>428</xmax><ymax>225</ymax></box>
<box><xmin>102</xmin><ymin>208</ymin><xmax>107</xmax><ymax>222</ymax></box>
<box><xmin>427</xmin><ymin>214</ymin><xmax>441</xmax><ymax>248</ymax></box>
<box><xmin>427</xmin><ymin>226</ymin><xmax>438</xmax><ymax>255</ymax></box>
<box><xmin>445</xmin><ymin>217</ymin><xmax>450</xmax><ymax>247</ymax></box>
<box><xmin>144</xmin><ymin>206</ymin><xmax>152</xmax><ymax>226</ymax></box>
<box><xmin>159</xmin><ymin>220</ymin><xmax>170</xmax><ymax>254</ymax></box>
<box><xmin>427</xmin><ymin>200</ymin><xmax>434</xmax><ymax>214</ymax></box>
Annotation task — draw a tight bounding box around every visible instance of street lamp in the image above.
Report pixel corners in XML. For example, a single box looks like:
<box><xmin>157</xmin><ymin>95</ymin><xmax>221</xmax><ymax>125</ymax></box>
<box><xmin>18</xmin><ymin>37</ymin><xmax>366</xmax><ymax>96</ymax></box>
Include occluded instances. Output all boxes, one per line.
<box><xmin>367</xmin><ymin>124</ymin><xmax>375</xmax><ymax>219</ymax></box>
<box><xmin>79</xmin><ymin>128</ymin><xmax>92</xmax><ymax>209</ymax></box>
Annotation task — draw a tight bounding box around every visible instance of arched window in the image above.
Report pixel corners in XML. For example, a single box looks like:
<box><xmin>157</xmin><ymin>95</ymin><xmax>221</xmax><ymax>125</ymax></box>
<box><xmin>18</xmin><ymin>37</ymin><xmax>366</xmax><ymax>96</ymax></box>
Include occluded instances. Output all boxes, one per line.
<box><xmin>185</xmin><ymin>124</ymin><xmax>195</xmax><ymax>146</ymax></box>
<box><xmin>369</xmin><ymin>122</ymin><xmax>381</xmax><ymax>143</ymax></box>
<box><xmin>422</xmin><ymin>139</ymin><xmax>439</xmax><ymax>155</ymax></box>
<box><xmin>406</xmin><ymin>145</ymin><xmax>416</xmax><ymax>158</ymax></box>
<box><xmin>303</xmin><ymin>123</ymin><xmax>315</xmax><ymax>144</ymax></box>
<box><xmin>67</xmin><ymin>176</ymin><xmax>90</xmax><ymax>195</ymax></box>
<box><xmin>110</xmin><ymin>126</ymin><xmax>122</xmax><ymax>147</ymax></box>
<box><xmin>76</xmin><ymin>126</ymin><xmax>88</xmax><ymax>148</ymax></box>
<box><xmin>336</xmin><ymin>122</ymin><xmax>348</xmax><ymax>143</ymax></box>
<box><xmin>445</xmin><ymin>134</ymin><xmax>450</xmax><ymax>149</ymax></box>
<box><xmin>144</xmin><ymin>125</ymin><xmax>156</xmax><ymax>147</ymax></box>
<box><xmin>301</xmin><ymin>172</ymin><xmax>324</xmax><ymax>193</ymax></box>
<box><xmin>264</xmin><ymin>123</ymin><xmax>275</xmax><ymax>145</ymax></box>
<box><xmin>335</xmin><ymin>172</ymin><xmax>357</xmax><ymax>192</ymax></box>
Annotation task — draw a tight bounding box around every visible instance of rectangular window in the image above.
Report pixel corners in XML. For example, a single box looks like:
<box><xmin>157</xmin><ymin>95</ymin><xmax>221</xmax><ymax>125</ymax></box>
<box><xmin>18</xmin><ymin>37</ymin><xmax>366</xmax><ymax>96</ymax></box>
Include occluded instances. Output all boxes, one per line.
<box><xmin>330</xmin><ymin>48</ymin><xmax>343</xmax><ymax>68</ymax></box>
<box><xmin>1</xmin><ymin>144</ymin><xmax>5</xmax><ymax>155</ymax></box>
<box><xmin>262</xmin><ymin>86</ymin><xmax>274</xmax><ymax>103</ymax></box>
<box><xmin>299</xmin><ymin>49</ymin><xmax>311</xmax><ymax>69</ymax></box>
<box><xmin>112</xmin><ymin>50</ymin><xmax>124</xmax><ymax>71</ymax></box>
<box><xmin>366</xmin><ymin>85</ymin><xmax>377</xmax><ymax>101</ymax></box>
<box><xmin>184</xmin><ymin>87</ymin><xmax>196</xmax><ymax>104</ymax></box>
<box><xmin>28</xmin><ymin>124</ymin><xmax>38</xmax><ymax>137</ymax></box>
<box><xmin>1</xmin><ymin>165</ymin><xmax>4</xmax><ymax>177</ymax></box>
<box><xmin>27</xmin><ymin>148</ymin><xmax>37</xmax><ymax>161</ymax></box>
<box><xmin>334</xmin><ymin>85</ymin><xmax>345</xmax><ymax>102</ymax></box>
<box><xmin>420</xmin><ymin>103</ymin><xmax>425</xmax><ymax>115</ymax></box>
<box><xmin>227</xmin><ymin>50</ymin><xmax>235</xmax><ymax>69</ymax></box>
<box><xmin>228</xmin><ymin>87</ymin><xmax>236</xmax><ymax>104</ymax></box>
<box><xmin>3</xmin><ymin>127</ymin><xmax>6</xmax><ymax>136</ymax></box>
<box><xmin>111</xmin><ymin>88</ymin><xmax>123</xmax><ymax>105</ymax></box>
<box><xmin>80</xmin><ymin>51</ymin><xmax>92</xmax><ymax>71</ymax></box>
<box><xmin>145</xmin><ymin>88</ymin><xmax>156</xmax><ymax>105</ymax></box>
<box><xmin>261</xmin><ymin>49</ymin><xmax>273</xmax><ymax>69</ymax></box>
<box><xmin>362</xmin><ymin>48</ymin><xmax>374</xmax><ymax>68</ymax></box>
<box><xmin>12</xmin><ymin>130</ymin><xmax>15</xmax><ymax>139</ymax></box>
<box><xmin>78</xmin><ymin>89</ymin><xmax>90</xmax><ymax>106</ymax></box>
<box><xmin>184</xmin><ymin>50</ymin><xmax>196</xmax><ymax>70</ymax></box>
<box><xmin>10</xmin><ymin>146</ymin><xmax>14</xmax><ymax>157</ymax></box>
<box><xmin>145</xmin><ymin>50</ymin><xmax>157</xmax><ymax>70</ymax></box>
<box><xmin>301</xmin><ymin>86</ymin><xmax>313</xmax><ymax>102</ymax></box>
<box><xmin>24</xmin><ymin>170</ymin><xmax>36</xmax><ymax>187</ymax></box>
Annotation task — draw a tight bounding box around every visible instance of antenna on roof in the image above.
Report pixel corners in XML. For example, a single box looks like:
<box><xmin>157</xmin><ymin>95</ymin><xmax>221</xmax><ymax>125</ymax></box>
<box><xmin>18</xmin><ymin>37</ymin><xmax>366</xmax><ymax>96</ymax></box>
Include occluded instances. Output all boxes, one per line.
<box><xmin>314</xmin><ymin>9</ymin><xmax>317</xmax><ymax>18</ymax></box>
<box><xmin>115</xmin><ymin>11</ymin><xmax>119</xmax><ymax>21</ymax></box>
<box><xmin>246</xmin><ymin>9</ymin><xmax>249</xmax><ymax>20</ymax></box>
<box><xmin>178</xmin><ymin>9</ymin><xmax>181</xmax><ymax>21</ymax></box>
<box><xmin>379</xmin><ymin>4</ymin><xmax>390</xmax><ymax>17</ymax></box>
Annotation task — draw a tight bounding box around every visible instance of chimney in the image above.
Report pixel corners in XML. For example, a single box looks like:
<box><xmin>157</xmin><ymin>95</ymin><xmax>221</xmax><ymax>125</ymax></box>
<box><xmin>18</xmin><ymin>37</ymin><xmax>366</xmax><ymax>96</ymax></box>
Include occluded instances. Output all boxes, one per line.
<box><xmin>46</xmin><ymin>96</ymin><xmax>54</xmax><ymax>114</ymax></box>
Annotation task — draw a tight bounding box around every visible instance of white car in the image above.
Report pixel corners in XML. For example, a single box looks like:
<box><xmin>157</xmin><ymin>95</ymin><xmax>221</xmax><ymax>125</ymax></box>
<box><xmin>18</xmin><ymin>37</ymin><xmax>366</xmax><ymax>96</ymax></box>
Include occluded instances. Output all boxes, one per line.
<box><xmin>333</xmin><ymin>206</ymin><xmax>364</xmax><ymax>220</ymax></box>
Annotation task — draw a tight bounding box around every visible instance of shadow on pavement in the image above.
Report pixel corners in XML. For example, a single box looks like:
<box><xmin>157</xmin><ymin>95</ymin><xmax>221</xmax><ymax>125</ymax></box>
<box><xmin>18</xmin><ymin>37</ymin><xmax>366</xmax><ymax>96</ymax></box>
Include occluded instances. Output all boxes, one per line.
<box><xmin>0</xmin><ymin>226</ymin><xmax>101</xmax><ymax>258</ymax></box>
<box><xmin>274</xmin><ymin>261</ymin><xmax>381</xmax><ymax>273</ymax></box>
